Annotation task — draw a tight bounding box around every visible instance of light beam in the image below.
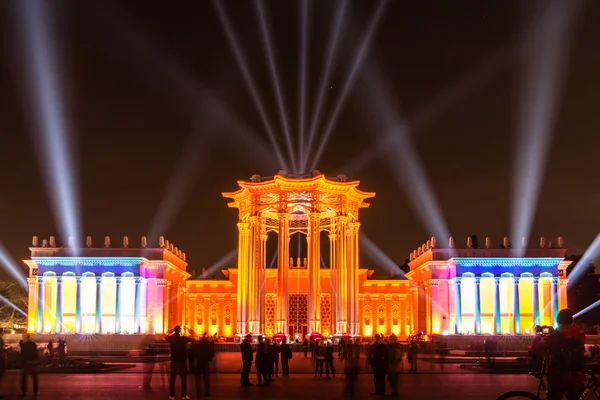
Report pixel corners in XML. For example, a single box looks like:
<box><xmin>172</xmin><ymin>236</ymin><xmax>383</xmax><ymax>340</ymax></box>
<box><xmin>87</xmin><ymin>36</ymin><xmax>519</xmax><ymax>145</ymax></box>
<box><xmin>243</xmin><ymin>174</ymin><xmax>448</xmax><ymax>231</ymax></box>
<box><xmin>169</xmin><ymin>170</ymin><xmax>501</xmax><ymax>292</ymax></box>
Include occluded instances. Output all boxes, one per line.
<box><xmin>568</xmin><ymin>233</ymin><xmax>600</xmax><ymax>285</ymax></box>
<box><xmin>360</xmin><ymin>233</ymin><xmax>404</xmax><ymax>276</ymax></box>
<box><xmin>511</xmin><ymin>0</ymin><xmax>583</xmax><ymax>256</ymax></box>
<box><xmin>309</xmin><ymin>0</ymin><xmax>390</xmax><ymax>171</ymax></box>
<box><xmin>15</xmin><ymin>0</ymin><xmax>81</xmax><ymax>247</ymax></box>
<box><xmin>302</xmin><ymin>0</ymin><xmax>347</xmax><ymax>172</ymax></box>
<box><xmin>0</xmin><ymin>243</ymin><xmax>28</xmax><ymax>289</ymax></box>
<box><xmin>212</xmin><ymin>0</ymin><xmax>290</xmax><ymax>171</ymax></box>
<box><xmin>298</xmin><ymin>0</ymin><xmax>310</xmax><ymax>172</ymax></box>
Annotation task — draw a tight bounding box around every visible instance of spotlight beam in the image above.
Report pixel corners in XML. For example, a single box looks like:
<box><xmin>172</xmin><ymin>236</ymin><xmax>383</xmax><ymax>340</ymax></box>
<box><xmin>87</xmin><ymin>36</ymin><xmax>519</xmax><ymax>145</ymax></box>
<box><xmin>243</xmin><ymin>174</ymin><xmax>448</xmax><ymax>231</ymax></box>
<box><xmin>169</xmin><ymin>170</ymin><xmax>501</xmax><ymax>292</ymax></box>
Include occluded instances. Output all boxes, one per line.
<box><xmin>16</xmin><ymin>0</ymin><xmax>81</xmax><ymax>247</ymax></box>
<box><xmin>360</xmin><ymin>233</ymin><xmax>404</xmax><ymax>276</ymax></box>
<box><xmin>212</xmin><ymin>0</ymin><xmax>290</xmax><ymax>171</ymax></box>
<box><xmin>510</xmin><ymin>0</ymin><xmax>583</xmax><ymax>256</ymax></box>
<box><xmin>309</xmin><ymin>0</ymin><xmax>390</xmax><ymax>171</ymax></box>
<box><xmin>0</xmin><ymin>243</ymin><xmax>28</xmax><ymax>289</ymax></box>
<box><xmin>255</xmin><ymin>0</ymin><xmax>297</xmax><ymax>172</ymax></box>
<box><xmin>203</xmin><ymin>248</ymin><xmax>238</xmax><ymax>278</ymax></box>
<box><xmin>302</xmin><ymin>0</ymin><xmax>347</xmax><ymax>172</ymax></box>
<box><xmin>568</xmin><ymin>233</ymin><xmax>600</xmax><ymax>285</ymax></box>
<box><xmin>0</xmin><ymin>294</ymin><xmax>27</xmax><ymax>318</ymax></box>
<box><xmin>574</xmin><ymin>299</ymin><xmax>600</xmax><ymax>319</ymax></box>
<box><xmin>358</xmin><ymin>61</ymin><xmax>452</xmax><ymax>243</ymax></box>
<box><xmin>298</xmin><ymin>0</ymin><xmax>310</xmax><ymax>172</ymax></box>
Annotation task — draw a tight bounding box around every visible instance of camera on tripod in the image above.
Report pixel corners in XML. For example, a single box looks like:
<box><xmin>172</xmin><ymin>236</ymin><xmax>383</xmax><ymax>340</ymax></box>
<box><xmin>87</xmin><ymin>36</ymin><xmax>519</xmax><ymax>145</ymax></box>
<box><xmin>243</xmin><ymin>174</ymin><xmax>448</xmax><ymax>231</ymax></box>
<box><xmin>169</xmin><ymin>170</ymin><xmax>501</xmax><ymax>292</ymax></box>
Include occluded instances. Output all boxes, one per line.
<box><xmin>534</xmin><ymin>325</ymin><xmax>554</xmax><ymax>336</ymax></box>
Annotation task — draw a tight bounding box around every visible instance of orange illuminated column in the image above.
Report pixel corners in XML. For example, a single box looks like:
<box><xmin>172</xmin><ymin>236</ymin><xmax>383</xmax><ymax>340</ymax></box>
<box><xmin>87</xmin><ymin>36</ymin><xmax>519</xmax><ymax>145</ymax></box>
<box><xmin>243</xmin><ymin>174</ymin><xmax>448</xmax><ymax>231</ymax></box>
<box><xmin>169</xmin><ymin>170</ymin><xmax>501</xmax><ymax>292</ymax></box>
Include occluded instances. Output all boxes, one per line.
<box><xmin>307</xmin><ymin>213</ymin><xmax>321</xmax><ymax>334</ymax></box>
<box><xmin>276</xmin><ymin>214</ymin><xmax>290</xmax><ymax>334</ymax></box>
<box><xmin>558</xmin><ymin>279</ymin><xmax>568</xmax><ymax>311</ymax></box>
<box><xmin>236</xmin><ymin>222</ymin><xmax>250</xmax><ymax>334</ymax></box>
<box><xmin>335</xmin><ymin>216</ymin><xmax>348</xmax><ymax>333</ymax></box>
<box><xmin>329</xmin><ymin>232</ymin><xmax>337</xmax><ymax>335</ymax></box>
<box><xmin>350</xmin><ymin>222</ymin><xmax>361</xmax><ymax>335</ymax></box>
<box><xmin>259</xmin><ymin>232</ymin><xmax>268</xmax><ymax>334</ymax></box>
<box><xmin>247</xmin><ymin>216</ymin><xmax>259</xmax><ymax>333</ymax></box>
<box><xmin>27</xmin><ymin>278</ymin><xmax>38</xmax><ymax>332</ymax></box>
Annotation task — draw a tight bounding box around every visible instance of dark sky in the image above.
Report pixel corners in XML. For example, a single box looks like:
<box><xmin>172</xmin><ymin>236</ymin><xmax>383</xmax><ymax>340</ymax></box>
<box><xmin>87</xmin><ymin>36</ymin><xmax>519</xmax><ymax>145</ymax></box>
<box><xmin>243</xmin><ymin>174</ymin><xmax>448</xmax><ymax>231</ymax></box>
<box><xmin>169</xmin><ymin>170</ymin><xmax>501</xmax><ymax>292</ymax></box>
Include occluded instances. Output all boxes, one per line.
<box><xmin>0</xmin><ymin>0</ymin><xmax>599</xmax><ymax>279</ymax></box>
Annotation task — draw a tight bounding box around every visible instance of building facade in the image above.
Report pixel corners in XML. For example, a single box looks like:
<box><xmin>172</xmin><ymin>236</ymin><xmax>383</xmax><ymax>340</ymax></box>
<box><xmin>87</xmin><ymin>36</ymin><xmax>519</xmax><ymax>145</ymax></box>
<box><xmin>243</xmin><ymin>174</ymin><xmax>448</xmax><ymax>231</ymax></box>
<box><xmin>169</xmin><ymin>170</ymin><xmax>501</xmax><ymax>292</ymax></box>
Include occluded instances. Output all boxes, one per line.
<box><xmin>25</xmin><ymin>172</ymin><xmax>570</xmax><ymax>338</ymax></box>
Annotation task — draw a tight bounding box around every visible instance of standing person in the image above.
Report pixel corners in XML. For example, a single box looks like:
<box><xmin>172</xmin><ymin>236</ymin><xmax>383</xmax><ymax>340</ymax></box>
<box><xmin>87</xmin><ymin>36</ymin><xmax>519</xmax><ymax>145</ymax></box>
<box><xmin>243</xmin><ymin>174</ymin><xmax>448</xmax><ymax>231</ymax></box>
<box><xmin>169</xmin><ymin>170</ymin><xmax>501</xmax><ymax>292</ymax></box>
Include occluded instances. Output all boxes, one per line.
<box><xmin>325</xmin><ymin>341</ymin><xmax>335</xmax><ymax>377</ymax></box>
<box><xmin>0</xmin><ymin>329</ymin><xmax>5</xmax><ymax>399</ymax></box>
<box><xmin>408</xmin><ymin>340</ymin><xmax>419</xmax><ymax>373</ymax></box>
<box><xmin>314</xmin><ymin>340</ymin><xmax>326</xmax><ymax>377</ymax></box>
<box><xmin>539</xmin><ymin>309</ymin><xmax>586</xmax><ymax>400</ymax></box>
<box><xmin>255</xmin><ymin>336</ymin><xmax>269</xmax><ymax>387</ymax></box>
<box><xmin>344</xmin><ymin>339</ymin><xmax>360</xmax><ymax>397</ymax></box>
<box><xmin>303</xmin><ymin>338</ymin><xmax>309</xmax><ymax>359</ymax></box>
<box><xmin>280</xmin><ymin>338</ymin><xmax>292</xmax><ymax>376</ymax></box>
<box><xmin>189</xmin><ymin>333</ymin><xmax>215</xmax><ymax>400</ymax></box>
<box><xmin>369</xmin><ymin>334</ymin><xmax>388</xmax><ymax>396</ymax></box>
<box><xmin>240</xmin><ymin>334</ymin><xmax>255</xmax><ymax>387</ymax></box>
<box><xmin>387</xmin><ymin>334</ymin><xmax>402</xmax><ymax>397</ymax></box>
<box><xmin>19</xmin><ymin>334</ymin><xmax>39</xmax><ymax>397</ymax></box>
<box><xmin>46</xmin><ymin>339</ymin><xmax>54</xmax><ymax>362</ymax></box>
<box><xmin>57</xmin><ymin>338</ymin><xmax>66</xmax><ymax>364</ymax></box>
<box><xmin>268</xmin><ymin>339</ymin><xmax>279</xmax><ymax>378</ymax></box>
<box><xmin>164</xmin><ymin>325</ymin><xmax>194</xmax><ymax>400</ymax></box>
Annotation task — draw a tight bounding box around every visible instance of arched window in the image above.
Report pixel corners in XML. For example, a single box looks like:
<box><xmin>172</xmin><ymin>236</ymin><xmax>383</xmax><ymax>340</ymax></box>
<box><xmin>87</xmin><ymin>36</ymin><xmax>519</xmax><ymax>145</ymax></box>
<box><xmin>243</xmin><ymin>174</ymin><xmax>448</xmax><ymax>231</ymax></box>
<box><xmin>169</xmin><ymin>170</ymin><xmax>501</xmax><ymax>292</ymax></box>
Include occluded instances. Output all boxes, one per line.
<box><xmin>392</xmin><ymin>306</ymin><xmax>399</xmax><ymax>326</ymax></box>
<box><xmin>377</xmin><ymin>305</ymin><xmax>385</xmax><ymax>327</ymax></box>
<box><xmin>224</xmin><ymin>305</ymin><xmax>231</xmax><ymax>326</ymax></box>
<box><xmin>210</xmin><ymin>304</ymin><xmax>218</xmax><ymax>326</ymax></box>
<box><xmin>196</xmin><ymin>305</ymin><xmax>204</xmax><ymax>326</ymax></box>
<box><xmin>364</xmin><ymin>305</ymin><xmax>372</xmax><ymax>326</ymax></box>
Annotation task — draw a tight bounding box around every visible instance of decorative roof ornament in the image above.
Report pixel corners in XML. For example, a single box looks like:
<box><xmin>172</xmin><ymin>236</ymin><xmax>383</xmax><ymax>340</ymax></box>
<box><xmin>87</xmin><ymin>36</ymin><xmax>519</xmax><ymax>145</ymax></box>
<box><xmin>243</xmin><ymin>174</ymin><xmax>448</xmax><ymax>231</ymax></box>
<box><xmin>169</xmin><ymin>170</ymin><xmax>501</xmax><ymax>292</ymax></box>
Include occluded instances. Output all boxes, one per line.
<box><xmin>182</xmin><ymin>252</ymin><xmax>186</xmax><ymax>262</ymax></box>
<box><xmin>159</xmin><ymin>236</ymin><xmax>165</xmax><ymax>248</ymax></box>
<box><xmin>42</xmin><ymin>239</ymin><xmax>48</xmax><ymax>248</ymax></box>
<box><xmin>485</xmin><ymin>237</ymin><xmax>491</xmax><ymax>249</ymax></box>
<box><xmin>32</xmin><ymin>236</ymin><xmax>39</xmax><ymax>247</ymax></box>
<box><xmin>448</xmin><ymin>237</ymin><xmax>455</xmax><ymax>248</ymax></box>
<box><xmin>467</xmin><ymin>236</ymin><xmax>473</xmax><ymax>248</ymax></box>
<box><xmin>558</xmin><ymin>237</ymin><xmax>564</xmax><ymax>248</ymax></box>
<box><xmin>503</xmin><ymin>237</ymin><xmax>509</xmax><ymax>248</ymax></box>
<box><xmin>68</xmin><ymin>236</ymin><xmax>74</xmax><ymax>248</ymax></box>
<box><xmin>430</xmin><ymin>236</ymin><xmax>437</xmax><ymax>248</ymax></box>
<box><xmin>49</xmin><ymin>236</ymin><xmax>56</xmax><ymax>247</ymax></box>
<box><xmin>413</xmin><ymin>250</ymin><xmax>417</xmax><ymax>259</ymax></box>
<box><xmin>165</xmin><ymin>240</ymin><xmax>170</xmax><ymax>250</ymax></box>
<box><xmin>104</xmin><ymin>236</ymin><xmax>110</xmax><ymax>248</ymax></box>
<box><xmin>141</xmin><ymin>236</ymin><xmax>147</xmax><ymax>248</ymax></box>
<box><xmin>540</xmin><ymin>237</ymin><xmax>546</xmax><ymax>248</ymax></box>
<box><xmin>426</xmin><ymin>240</ymin><xmax>431</xmax><ymax>250</ymax></box>
<box><xmin>169</xmin><ymin>243</ymin><xmax>174</xmax><ymax>252</ymax></box>
<box><xmin>250</xmin><ymin>174</ymin><xmax>261</xmax><ymax>182</ymax></box>
<box><xmin>86</xmin><ymin>236</ymin><xmax>92</xmax><ymax>248</ymax></box>
<box><xmin>418</xmin><ymin>247</ymin><xmax>423</xmax><ymax>256</ymax></box>
<box><xmin>410</xmin><ymin>253</ymin><xmax>414</xmax><ymax>261</ymax></box>
<box><xmin>521</xmin><ymin>237</ymin><xmax>527</xmax><ymax>249</ymax></box>
<box><xmin>123</xmin><ymin>236</ymin><xmax>129</xmax><ymax>248</ymax></box>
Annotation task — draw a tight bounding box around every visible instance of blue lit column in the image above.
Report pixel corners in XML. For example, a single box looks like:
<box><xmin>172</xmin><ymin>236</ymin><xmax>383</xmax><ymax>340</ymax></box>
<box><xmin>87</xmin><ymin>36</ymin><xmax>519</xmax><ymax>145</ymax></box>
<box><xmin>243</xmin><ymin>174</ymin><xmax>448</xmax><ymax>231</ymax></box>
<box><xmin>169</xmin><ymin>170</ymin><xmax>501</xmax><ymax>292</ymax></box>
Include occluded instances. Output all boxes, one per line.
<box><xmin>532</xmin><ymin>278</ymin><xmax>540</xmax><ymax>327</ymax></box>
<box><xmin>134</xmin><ymin>278</ymin><xmax>142</xmax><ymax>334</ymax></box>
<box><xmin>36</xmin><ymin>277</ymin><xmax>44</xmax><ymax>334</ymax></box>
<box><xmin>513</xmin><ymin>278</ymin><xmax>520</xmax><ymax>334</ymax></box>
<box><xmin>454</xmin><ymin>278</ymin><xmax>462</xmax><ymax>334</ymax></box>
<box><xmin>474</xmin><ymin>278</ymin><xmax>481</xmax><ymax>334</ymax></box>
<box><xmin>115</xmin><ymin>278</ymin><xmax>121</xmax><ymax>334</ymax></box>
<box><xmin>494</xmin><ymin>278</ymin><xmax>501</xmax><ymax>334</ymax></box>
<box><xmin>551</xmin><ymin>278</ymin><xmax>559</xmax><ymax>328</ymax></box>
<box><xmin>75</xmin><ymin>278</ymin><xmax>82</xmax><ymax>334</ymax></box>
<box><xmin>95</xmin><ymin>278</ymin><xmax>102</xmax><ymax>334</ymax></box>
<box><xmin>55</xmin><ymin>278</ymin><xmax>63</xmax><ymax>334</ymax></box>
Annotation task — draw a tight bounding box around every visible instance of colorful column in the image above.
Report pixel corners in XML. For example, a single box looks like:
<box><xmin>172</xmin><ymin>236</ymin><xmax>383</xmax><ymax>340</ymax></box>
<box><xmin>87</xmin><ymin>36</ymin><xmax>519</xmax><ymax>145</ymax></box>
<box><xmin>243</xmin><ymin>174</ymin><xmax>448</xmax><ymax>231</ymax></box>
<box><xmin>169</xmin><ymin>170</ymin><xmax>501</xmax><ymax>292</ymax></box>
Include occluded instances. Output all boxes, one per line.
<box><xmin>95</xmin><ymin>278</ymin><xmax>102</xmax><ymax>334</ymax></box>
<box><xmin>494</xmin><ymin>278</ymin><xmax>501</xmax><ymax>334</ymax></box>
<box><xmin>307</xmin><ymin>212</ymin><xmax>321</xmax><ymax>334</ymax></box>
<box><xmin>474</xmin><ymin>278</ymin><xmax>481</xmax><ymax>334</ymax></box>
<box><xmin>276</xmin><ymin>214</ymin><xmax>290</xmax><ymax>334</ymax></box>
<box><xmin>337</xmin><ymin>216</ymin><xmax>348</xmax><ymax>333</ymax></box>
<box><xmin>75</xmin><ymin>278</ymin><xmax>82</xmax><ymax>334</ymax></box>
<box><xmin>532</xmin><ymin>278</ymin><xmax>539</xmax><ymax>327</ymax></box>
<box><xmin>259</xmin><ymin>233</ymin><xmax>268</xmax><ymax>334</ymax></box>
<box><xmin>55</xmin><ymin>278</ymin><xmax>62</xmax><ymax>334</ymax></box>
<box><xmin>513</xmin><ymin>278</ymin><xmax>520</xmax><ymax>334</ymax></box>
<box><xmin>454</xmin><ymin>278</ymin><xmax>462</xmax><ymax>334</ymax></box>
<box><xmin>115</xmin><ymin>278</ymin><xmax>121</xmax><ymax>334</ymax></box>
<box><xmin>134</xmin><ymin>278</ymin><xmax>142</xmax><ymax>334</ymax></box>
<box><xmin>36</xmin><ymin>277</ymin><xmax>44</xmax><ymax>334</ymax></box>
<box><xmin>350</xmin><ymin>222</ymin><xmax>361</xmax><ymax>335</ymax></box>
<box><xmin>328</xmin><ymin>233</ymin><xmax>337</xmax><ymax>334</ymax></box>
<box><xmin>236</xmin><ymin>222</ymin><xmax>249</xmax><ymax>335</ymax></box>
<box><xmin>247</xmin><ymin>217</ymin><xmax>260</xmax><ymax>334</ymax></box>
<box><xmin>551</xmin><ymin>278</ymin><xmax>559</xmax><ymax>328</ymax></box>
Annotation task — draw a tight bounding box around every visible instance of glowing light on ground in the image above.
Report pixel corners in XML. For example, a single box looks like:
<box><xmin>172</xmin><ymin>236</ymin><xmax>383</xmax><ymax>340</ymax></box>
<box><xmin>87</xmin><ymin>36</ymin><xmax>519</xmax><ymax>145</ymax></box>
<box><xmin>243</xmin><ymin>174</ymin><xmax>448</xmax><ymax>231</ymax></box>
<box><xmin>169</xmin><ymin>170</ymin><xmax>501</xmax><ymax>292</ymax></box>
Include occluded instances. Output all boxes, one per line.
<box><xmin>303</xmin><ymin>0</ymin><xmax>347</xmax><ymax>171</ymax></box>
<box><xmin>310</xmin><ymin>0</ymin><xmax>390</xmax><ymax>171</ymax></box>
<box><xmin>16</xmin><ymin>0</ymin><xmax>81</xmax><ymax>246</ymax></box>
<box><xmin>0</xmin><ymin>243</ymin><xmax>28</xmax><ymax>288</ymax></box>
<box><xmin>255</xmin><ymin>0</ymin><xmax>297</xmax><ymax>172</ymax></box>
<box><xmin>510</xmin><ymin>0</ymin><xmax>583</xmax><ymax>256</ymax></box>
<box><xmin>212</xmin><ymin>0</ymin><xmax>290</xmax><ymax>171</ymax></box>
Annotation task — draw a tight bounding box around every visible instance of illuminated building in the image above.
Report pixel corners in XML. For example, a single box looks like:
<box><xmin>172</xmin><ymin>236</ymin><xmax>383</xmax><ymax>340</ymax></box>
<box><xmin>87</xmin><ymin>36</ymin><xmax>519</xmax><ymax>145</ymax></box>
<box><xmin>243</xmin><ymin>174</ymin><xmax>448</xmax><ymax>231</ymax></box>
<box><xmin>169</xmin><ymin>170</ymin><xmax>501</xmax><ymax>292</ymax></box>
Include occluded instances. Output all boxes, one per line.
<box><xmin>25</xmin><ymin>172</ymin><xmax>570</xmax><ymax>338</ymax></box>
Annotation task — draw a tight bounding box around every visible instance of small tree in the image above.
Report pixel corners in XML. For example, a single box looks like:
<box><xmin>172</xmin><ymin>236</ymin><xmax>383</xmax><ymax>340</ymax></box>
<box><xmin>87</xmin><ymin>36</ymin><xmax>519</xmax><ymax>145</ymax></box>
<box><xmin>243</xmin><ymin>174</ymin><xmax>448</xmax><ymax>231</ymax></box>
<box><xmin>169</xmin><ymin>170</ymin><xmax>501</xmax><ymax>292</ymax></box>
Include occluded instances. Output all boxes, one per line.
<box><xmin>0</xmin><ymin>280</ymin><xmax>28</xmax><ymax>329</ymax></box>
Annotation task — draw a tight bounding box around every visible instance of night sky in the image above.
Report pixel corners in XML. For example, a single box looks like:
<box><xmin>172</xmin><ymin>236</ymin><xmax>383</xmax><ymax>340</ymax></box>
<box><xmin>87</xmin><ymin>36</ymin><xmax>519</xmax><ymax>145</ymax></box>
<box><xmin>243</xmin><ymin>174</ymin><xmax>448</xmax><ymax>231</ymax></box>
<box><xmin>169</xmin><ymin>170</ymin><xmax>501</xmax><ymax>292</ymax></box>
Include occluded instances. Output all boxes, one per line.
<box><xmin>0</xmin><ymin>0</ymin><xmax>599</xmax><ymax>279</ymax></box>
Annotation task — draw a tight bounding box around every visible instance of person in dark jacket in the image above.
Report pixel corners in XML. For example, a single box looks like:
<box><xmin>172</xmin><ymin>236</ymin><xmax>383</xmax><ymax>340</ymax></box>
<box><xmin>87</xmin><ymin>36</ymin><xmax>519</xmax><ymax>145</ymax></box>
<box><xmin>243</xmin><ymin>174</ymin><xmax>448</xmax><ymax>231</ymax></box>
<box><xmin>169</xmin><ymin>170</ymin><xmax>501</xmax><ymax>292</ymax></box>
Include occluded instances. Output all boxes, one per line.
<box><xmin>344</xmin><ymin>339</ymin><xmax>360</xmax><ymax>397</ymax></box>
<box><xmin>255</xmin><ymin>336</ymin><xmax>269</xmax><ymax>386</ymax></box>
<box><xmin>369</xmin><ymin>334</ymin><xmax>388</xmax><ymax>395</ymax></box>
<box><xmin>189</xmin><ymin>333</ymin><xmax>215</xmax><ymax>399</ymax></box>
<box><xmin>267</xmin><ymin>339</ymin><xmax>279</xmax><ymax>379</ymax></box>
<box><xmin>19</xmin><ymin>334</ymin><xmax>39</xmax><ymax>397</ymax></box>
<box><xmin>303</xmin><ymin>338</ymin><xmax>309</xmax><ymax>358</ymax></box>
<box><xmin>325</xmin><ymin>341</ymin><xmax>335</xmax><ymax>377</ymax></box>
<box><xmin>164</xmin><ymin>325</ymin><xmax>194</xmax><ymax>400</ymax></box>
<box><xmin>240</xmin><ymin>334</ymin><xmax>255</xmax><ymax>387</ymax></box>
<box><xmin>280</xmin><ymin>338</ymin><xmax>291</xmax><ymax>376</ymax></box>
